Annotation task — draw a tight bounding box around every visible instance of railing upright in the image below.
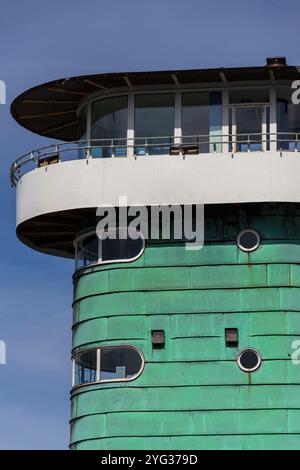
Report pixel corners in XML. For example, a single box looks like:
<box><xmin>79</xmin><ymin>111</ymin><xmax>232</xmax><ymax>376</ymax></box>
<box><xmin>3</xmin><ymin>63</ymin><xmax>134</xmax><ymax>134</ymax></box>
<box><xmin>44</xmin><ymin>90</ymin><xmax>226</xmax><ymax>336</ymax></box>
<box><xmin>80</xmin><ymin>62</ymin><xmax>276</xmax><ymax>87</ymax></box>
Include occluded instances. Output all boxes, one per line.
<box><xmin>86</xmin><ymin>140</ymin><xmax>92</xmax><ymax>159</ymax></box>
<box><xmin>111</xmin><ymin>139</ymin><xmax>115</xmax><ymax>158</ymax></box>
<box><xmin>56</xmin><ymin>144</ymin><xmax>61</xmax><ymax>161</ymax></box>
<box><xmin>145</xmin><ymin>138</ymin><xmax>149</xmax><ymax>156</ymax></box>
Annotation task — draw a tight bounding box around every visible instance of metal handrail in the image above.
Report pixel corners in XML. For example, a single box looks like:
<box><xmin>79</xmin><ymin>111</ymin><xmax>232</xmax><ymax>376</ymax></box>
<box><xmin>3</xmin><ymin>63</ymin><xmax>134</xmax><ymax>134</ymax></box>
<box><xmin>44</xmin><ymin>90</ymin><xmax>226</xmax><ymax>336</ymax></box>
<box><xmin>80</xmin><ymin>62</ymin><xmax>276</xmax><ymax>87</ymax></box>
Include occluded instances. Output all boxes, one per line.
<box><xmin>10</xmin><ymin>132</ymin><xmax>300</xmax><ymax>186</ymax></box>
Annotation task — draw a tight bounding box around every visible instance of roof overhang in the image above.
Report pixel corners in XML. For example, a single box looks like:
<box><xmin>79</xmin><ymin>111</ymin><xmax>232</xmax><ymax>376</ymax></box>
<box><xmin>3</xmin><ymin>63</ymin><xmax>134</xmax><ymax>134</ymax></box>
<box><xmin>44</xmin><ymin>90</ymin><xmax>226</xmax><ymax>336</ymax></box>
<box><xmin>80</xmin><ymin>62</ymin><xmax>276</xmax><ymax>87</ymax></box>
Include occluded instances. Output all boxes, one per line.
<box><xmin>11</xmin><ymin>63</ymin><xmax>300</xmax><ymax>141</ymax></box>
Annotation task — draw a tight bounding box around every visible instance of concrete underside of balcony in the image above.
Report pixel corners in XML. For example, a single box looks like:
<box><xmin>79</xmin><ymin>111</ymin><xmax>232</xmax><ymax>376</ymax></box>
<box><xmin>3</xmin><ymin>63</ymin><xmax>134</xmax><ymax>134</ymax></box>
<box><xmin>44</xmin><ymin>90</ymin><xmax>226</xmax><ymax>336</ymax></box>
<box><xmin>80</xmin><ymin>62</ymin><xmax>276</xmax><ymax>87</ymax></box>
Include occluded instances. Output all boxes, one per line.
<box><xmin>15</xmin><ymin>151</ymin><xmax>300</xmax><ymax>258</ymax></box>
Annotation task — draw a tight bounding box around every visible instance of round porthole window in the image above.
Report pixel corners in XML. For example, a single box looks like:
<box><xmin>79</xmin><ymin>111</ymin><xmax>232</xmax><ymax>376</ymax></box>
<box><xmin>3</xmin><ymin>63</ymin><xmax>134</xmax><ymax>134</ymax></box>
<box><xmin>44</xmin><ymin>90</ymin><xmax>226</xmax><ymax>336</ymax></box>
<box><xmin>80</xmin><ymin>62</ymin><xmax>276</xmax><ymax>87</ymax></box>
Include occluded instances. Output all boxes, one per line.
<box><xmin>236</xmin><ymin>229</ymin><xmax>260</xmax><ymax>252</ymax></box>
<box><xmin>237</xmin><ymin>348</ymin><xmax>261</xmax><ymax>373</ymax></box>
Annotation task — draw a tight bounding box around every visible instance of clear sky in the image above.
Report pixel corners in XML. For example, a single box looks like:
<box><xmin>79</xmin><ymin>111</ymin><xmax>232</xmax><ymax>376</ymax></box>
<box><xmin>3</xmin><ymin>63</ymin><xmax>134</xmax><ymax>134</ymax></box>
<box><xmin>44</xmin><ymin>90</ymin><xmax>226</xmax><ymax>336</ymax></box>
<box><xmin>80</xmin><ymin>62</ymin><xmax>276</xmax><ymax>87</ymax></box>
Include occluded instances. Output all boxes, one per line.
<box><xmin>0</xmin><ymin>0</ymin><xmax>300</xmax><ymax>449</ymax></box>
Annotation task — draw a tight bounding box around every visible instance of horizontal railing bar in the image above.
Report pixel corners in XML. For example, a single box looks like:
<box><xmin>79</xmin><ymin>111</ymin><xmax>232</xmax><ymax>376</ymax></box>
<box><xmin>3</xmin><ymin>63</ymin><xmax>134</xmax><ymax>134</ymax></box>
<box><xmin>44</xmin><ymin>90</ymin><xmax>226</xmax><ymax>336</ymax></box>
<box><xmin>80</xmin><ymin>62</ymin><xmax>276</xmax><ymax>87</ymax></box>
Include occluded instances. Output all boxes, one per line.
<box><xmin>10</xmin><ymin>133</ymin><xmax>300</xmax><ymax>186</ymax></box>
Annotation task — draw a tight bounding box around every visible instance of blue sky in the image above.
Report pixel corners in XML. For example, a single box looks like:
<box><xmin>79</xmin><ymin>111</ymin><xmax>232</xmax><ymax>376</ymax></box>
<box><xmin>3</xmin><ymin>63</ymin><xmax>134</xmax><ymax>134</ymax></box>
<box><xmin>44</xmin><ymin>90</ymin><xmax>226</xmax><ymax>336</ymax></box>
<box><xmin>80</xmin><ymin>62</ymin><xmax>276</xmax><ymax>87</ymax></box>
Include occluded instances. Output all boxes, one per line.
<box><xmin>0</xmin><ymin>0</ymin><xmax>300</xmax><ymax>449</ymax></box>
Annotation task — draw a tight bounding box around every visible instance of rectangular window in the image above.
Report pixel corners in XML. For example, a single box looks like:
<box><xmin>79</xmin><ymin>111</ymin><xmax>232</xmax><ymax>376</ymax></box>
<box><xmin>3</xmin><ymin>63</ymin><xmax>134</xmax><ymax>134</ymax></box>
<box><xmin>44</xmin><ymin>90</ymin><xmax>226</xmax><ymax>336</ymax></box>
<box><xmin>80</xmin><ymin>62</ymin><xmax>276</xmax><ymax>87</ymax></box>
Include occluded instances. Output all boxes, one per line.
<box><xmin>134</xmin><ymin>94</ymin><xmax>175</xmax><ymax>155</ymax></box>
<box><xmin>182</xmin><ymin>91</ymin><xmax>222</xmax><ymax>153</ymax></box>
<box><xmin>235</xmin><ymin>106</ymin><xmax>263</xmax><ymax>151</ymax></box>
<box><xmin>91</xmin><ymin>95</ymin><xmax>128</xmax><ymax>157</ymax></box>
<box><xmin>277</xmin><ymin>87</ymin><xmax>300</xmax><ymax>150</ymax></box>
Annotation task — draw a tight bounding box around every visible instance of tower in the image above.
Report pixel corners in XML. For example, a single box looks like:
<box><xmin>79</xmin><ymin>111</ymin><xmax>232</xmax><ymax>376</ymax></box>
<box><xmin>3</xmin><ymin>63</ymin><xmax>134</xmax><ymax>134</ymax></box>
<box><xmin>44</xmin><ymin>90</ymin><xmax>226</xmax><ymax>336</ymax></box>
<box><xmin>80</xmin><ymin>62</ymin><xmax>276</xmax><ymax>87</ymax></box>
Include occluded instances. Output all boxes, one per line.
<box><xmin>11</xmin><ymin>57</ymin><xmax>300</xmax><ymax>450</ymax></box>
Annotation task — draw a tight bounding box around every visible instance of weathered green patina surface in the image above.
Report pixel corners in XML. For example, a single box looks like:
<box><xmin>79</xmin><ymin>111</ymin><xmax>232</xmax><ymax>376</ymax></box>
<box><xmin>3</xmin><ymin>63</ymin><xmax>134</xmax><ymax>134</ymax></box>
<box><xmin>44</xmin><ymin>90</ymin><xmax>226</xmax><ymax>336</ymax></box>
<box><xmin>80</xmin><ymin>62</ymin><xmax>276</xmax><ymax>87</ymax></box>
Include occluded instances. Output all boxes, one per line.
<box><xmin>70</xmin><ymin>203</ymin><xmax>300</xmax><ymax>450</ymax></box>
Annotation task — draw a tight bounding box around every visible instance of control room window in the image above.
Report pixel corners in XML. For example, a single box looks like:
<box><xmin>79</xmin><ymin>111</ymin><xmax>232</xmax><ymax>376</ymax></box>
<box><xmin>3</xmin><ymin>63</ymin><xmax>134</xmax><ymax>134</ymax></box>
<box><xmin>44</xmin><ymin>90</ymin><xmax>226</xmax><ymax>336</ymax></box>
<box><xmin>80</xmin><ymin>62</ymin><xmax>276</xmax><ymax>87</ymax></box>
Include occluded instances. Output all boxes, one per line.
<box><xmin>182</xmin><ymin>91</ymin><xmax>222</xmax><ymax>153</ymax></box>
<box><xmin>277</xmin><ymin>87</ymin><xmax>300</xmax><ymax>150</ymax></box>
<box><xmin>91</xmin><ymin>95</ymin><xmax>128</xmax><ymax>157</ymax></box>
<box><xmin>134</xmin><ymin>94</ymin><xmax>175</xmax><ymax>155</ymax></box>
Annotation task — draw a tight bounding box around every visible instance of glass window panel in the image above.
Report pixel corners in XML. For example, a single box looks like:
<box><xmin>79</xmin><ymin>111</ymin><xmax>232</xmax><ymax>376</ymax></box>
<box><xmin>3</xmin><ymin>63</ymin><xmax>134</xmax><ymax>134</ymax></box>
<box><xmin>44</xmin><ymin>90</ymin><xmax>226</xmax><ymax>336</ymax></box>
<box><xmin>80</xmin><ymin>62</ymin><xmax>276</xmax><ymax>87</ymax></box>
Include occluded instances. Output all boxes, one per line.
<box><xmin>78</xmin><ymin>105</ymin><xmax>87</xmax><ymax>159</ymax></box>
<box><xmin>228</xmin><ymin>107</ymin><xmax>233</xmax><ymax>152</ymax></box>
<box><xmin>277</xmin><ymin>88</ymin><xmax>300</xmax><ymax>150</ymax></box>
<box><xmin>266</xmin><ymin>106</ymin><xmax>270</xmax><ymax>151</ymax></box>
<box><xmin>75</xmin><ymin>230</ymin><xmax>144</xmax><ymax>269</ymax></box>
<box><xmin>76</xmin><ymin>234</ymin><xmax>98</xmax><ymax>269</ymax></box>
<box><xmin>235</xmin><ymin>106</ymin><xmax>263</xmax><ymax>151</ymax></box>
<box><xmin>182</xmin><ymin>91</ymin><xmax>222</xmax><ymax>153</ymax></box>
<box><xmin>134</xmin><ymin>94</ymin><xmax>175</xmax><ymax>155</ymax></box>
<box><xmin>229</xmin><ymin>88</ymin><xmax>269</xmax><ymax>104</ymax></box>
<box><xmin>100</xmin><ymin>347</ymin><xmax>142</xmax><ymax>380</ymax></box>
<box><xmin>100</xmin><ymin>233</ymin><xmax>144</xmax><ymax>262</ymax></box>
<box><xmin>91</xmin><ymin>96</ymin><xmax>128</xmax><ymax>157</ymax></box>
<box><xmin>74</xmin><ymin>350</ymin><xmax>97</xmax><ymax>385</ymax></box>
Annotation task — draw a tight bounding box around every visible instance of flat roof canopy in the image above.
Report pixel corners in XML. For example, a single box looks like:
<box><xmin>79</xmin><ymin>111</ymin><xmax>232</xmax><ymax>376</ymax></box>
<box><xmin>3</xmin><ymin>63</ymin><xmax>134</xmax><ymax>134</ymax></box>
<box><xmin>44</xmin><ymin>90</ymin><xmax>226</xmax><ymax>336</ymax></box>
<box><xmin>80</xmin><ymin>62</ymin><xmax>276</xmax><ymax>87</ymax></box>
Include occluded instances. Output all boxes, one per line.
<box><xmin>11</xmin><ymin>60</ymin><xmax>300</xmax><ymax>141</ymax></box>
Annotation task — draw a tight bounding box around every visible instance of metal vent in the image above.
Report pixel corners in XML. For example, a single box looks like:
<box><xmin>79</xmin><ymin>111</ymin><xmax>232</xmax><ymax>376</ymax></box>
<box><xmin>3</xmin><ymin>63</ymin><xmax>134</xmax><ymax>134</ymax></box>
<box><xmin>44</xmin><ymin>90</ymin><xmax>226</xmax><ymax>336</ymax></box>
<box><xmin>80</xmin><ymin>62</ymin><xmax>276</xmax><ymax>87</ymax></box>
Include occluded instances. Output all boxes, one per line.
<box><xmin>151</xmin><ymin>330</ymin><xmax>165</xmax><ymax>348</ymax></box>
<box><xmin>266</xmin><ymin>56</ymin><xmax>287</xmax><ymax>67</ymax></box>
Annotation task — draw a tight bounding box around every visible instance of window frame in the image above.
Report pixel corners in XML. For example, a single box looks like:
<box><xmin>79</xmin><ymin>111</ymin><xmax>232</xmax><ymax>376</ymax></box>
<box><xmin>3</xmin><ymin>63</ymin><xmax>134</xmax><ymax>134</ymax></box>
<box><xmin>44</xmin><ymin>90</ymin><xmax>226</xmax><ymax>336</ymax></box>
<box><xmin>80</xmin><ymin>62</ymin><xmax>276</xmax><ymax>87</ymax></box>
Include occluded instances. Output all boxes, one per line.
<box><xmin>74</xmin><ymin>227</ymin><xmax>145</xmax><ymax>271</ymax></box>
<box><xmin>72</xmin><ymin>345</ymin><xmax>145</xmax><ymax>388</ymax></box>
<box><xmin>77</xmin><ymin>85</ymin><xmax>281</xmax><ymax>155</ymax></box>
<box><xmin>237</xmin><ymin>348</ymin><xmax>262</xmax><ymax>373</ymax></box>
<box><xmin>236</xmin><ymin>228</ymin><xmax>261</xmax><ymax>253</ymax></box>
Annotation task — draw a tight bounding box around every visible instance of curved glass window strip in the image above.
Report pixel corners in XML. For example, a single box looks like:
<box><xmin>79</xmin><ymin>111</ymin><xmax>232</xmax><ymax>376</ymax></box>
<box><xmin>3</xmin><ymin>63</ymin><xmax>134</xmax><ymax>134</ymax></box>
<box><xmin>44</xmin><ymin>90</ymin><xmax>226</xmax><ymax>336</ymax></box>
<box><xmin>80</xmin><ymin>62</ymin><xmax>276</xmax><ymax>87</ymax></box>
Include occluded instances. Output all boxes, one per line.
<box><xmin>134</xmin><ymin>94</ymin><xmax>175</xmax><ymax>155</ymax></box>
<box><xmin>75</xmin><ymin>228</ymin><xmax>145</xmax><ymax>270</ymax></box>
<box><xmin>91</xmin><ymin>95</ymin><xmax>128</xmax><ymax>158</ymax></box>
<box><xmin>182</xmin><ymin>92</ymin><xmax>222</xmax><ymax>153</ymax></box>
<box><xmin>277</xmin><ymin>87</ymin><xmax>300</xmax><ymax>151</ymax></box>
<box><xmin>73</xmin><ymin>346</ymin><xmax>144</xmax><ymax>387</ymax></box>
<box><xmin>74</xmin><ymin>87</ymin><xmax>287</xmax><ymax>161</ymax></box>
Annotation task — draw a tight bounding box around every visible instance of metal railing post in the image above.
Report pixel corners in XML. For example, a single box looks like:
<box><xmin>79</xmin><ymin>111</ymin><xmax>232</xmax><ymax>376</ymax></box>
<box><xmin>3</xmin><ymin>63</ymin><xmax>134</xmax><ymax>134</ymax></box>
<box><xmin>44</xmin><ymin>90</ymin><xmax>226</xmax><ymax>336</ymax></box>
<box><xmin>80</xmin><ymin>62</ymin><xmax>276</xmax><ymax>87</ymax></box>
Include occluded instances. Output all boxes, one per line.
<box><xmin>111</xmin><ymin>139</ymin><xmax>115</xmax><ymax>158</ymax></box>
<box><xmin>247</xmin><ymin>134</ymin><xmax>251</xmax><ymax>152</ymax></box>
<box><xmin>86</xmin><ymin>140</ymin><xmax>92</xmax><ymax>159</ymax></box>
<box><xmin>145</xmin><ymin>138</ymin><xmax>149</xmax><ymax>156</ymax></box>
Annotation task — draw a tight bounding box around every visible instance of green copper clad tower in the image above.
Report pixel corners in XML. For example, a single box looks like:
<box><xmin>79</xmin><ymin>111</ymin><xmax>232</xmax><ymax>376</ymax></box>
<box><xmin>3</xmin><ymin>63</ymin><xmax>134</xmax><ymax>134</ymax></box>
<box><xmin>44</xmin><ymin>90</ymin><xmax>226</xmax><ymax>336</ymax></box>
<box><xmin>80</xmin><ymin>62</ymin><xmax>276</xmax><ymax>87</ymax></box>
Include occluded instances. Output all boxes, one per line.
<box><xmin>11</xmin><ymin>57</ymin><xmax>300</xmax><ymax>450</ymax></box>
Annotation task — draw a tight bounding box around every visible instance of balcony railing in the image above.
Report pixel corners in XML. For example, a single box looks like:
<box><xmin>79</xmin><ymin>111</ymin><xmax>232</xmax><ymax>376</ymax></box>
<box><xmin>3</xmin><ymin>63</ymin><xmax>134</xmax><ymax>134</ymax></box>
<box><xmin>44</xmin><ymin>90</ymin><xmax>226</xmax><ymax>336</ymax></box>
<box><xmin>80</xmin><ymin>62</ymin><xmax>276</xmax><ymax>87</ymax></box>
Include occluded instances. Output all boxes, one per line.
<box><xmin>10</xmin><ymin>133</ymin><xmax>300</xmax><ymax>186</ymax></box>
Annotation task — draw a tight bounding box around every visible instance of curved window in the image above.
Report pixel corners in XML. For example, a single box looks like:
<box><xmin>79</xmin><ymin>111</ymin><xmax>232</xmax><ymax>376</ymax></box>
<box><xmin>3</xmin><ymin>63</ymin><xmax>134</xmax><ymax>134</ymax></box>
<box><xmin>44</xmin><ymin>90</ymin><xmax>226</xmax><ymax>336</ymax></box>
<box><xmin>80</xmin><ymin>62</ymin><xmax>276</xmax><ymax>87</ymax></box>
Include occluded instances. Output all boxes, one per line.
<box><xmin>91</xmin><ymin>95</ymin><xmax>128</xmax><ymax>157</ymax></box>
<box><xmin>75</xmin><ymin>228</ymin><xmax>145</xmax><ymax>270</ymax></box>
<box><xmin>236</xmin><ymin>229</ymin><xmax>260</xmax><ymax>252</ymax></box>
<box><xmin>74</xmin><ymin>349</ymin><xmax>97</xmax><ymax>385</ymax></box>
<box><xmin>237</xmin><ymin>348</ymin><xmax>261</xmax><ymax>373</ymax></box>
<box><xmin>73</xmin><ymin>346</ymin><xmax>144</xmax><ymax>387</ymax></box>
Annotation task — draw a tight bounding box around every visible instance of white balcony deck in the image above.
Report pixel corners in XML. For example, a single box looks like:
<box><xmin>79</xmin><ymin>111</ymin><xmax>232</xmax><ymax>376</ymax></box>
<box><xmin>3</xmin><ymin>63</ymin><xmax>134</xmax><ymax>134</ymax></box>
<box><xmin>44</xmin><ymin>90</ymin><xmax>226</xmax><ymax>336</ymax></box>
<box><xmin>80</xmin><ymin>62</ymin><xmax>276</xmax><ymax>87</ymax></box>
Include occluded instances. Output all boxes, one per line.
<box><xmin>15</xmin><ymin>149</ymin><xmax>300</xmax><ymax>228</ymax></box>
